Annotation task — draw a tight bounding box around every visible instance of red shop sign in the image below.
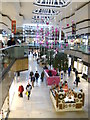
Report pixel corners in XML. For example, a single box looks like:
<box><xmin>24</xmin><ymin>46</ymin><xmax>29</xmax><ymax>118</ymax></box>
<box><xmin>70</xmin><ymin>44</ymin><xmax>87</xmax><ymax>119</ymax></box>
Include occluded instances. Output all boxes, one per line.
<box><xmin>11</xmin><ymin>20</ymin><xmax>16</xmax><ymax>34</ymax></box>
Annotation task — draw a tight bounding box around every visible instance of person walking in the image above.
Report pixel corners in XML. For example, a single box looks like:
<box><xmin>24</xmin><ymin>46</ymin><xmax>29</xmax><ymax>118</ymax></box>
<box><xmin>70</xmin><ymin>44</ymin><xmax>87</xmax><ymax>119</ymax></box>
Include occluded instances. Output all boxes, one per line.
<box><xmin>41</xmin><ymin>71</ymin><xmax>44</xmax><ymax>82</ymax></box>
<box><xmin>18</xmin><ymin>85</ymin><xmax>24</xmax><ymax>97</ymax></box>
<box><xmin>31</xmin><ymin>75</ymin><xmax>35</xmax><ymax>87</ymax></box>
<box><xmin>30</xmin><ymin>71</ymin><xmax>34</xmax><ymax>80</ymax></box>
<box><xmin>75</xmin><ymin>76</ymin><xmax>80</xmax><ymax>87</ymax></box>
<box><xmin>35</xmin><ymin>71</ymin><xmax>39</xmax><ymax>83</ymax></box>
<box><xmin>75</xmin><ymin>70</ymin><xmax>78</xmax><ymax>77</ymax></box>
<box><xmin>26</xmin><ymin>82</ymin><xmax>32</xmax><ymax>100</ymax></box>
<box><xmin>68</xmin><ymin>66</ymin><xmax>71</xmax><ymax>77</ymax></box>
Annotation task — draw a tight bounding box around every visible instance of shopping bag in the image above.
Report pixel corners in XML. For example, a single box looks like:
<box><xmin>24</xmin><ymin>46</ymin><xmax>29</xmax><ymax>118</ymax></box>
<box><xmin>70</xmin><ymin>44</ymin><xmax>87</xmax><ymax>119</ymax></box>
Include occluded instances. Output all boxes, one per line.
<box><xmin>25</xmin><ymin>91</ymin><xmax>28</xmax><ymax>96</ymax></box>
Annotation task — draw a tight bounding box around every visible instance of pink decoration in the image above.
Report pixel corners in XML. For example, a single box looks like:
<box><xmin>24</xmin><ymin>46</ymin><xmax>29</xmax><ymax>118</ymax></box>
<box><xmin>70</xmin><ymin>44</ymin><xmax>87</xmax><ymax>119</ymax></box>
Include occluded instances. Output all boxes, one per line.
<box><xmin>41</xmin><ymin>28</ymin><xmax>43</xmax><ymax>32</ymax></box>
<box><xmin>51</xmin><ymin>44</ymin><xmax>53</xmax><ymax>49</ymax></box>
<box><xmin>47</xmin><ymin>46</ymin><xmax>49</xmax><ymax>49</ymax></box>
<box><xmin>46</xmin><ymin>41</ymin><xmax>48</xmax><ymax>45</ymax></box>
<box><xmin>71</xmin><ymin>40</ymin><xmax>73</xmax><ymax>42</ymax></box>
<box><xmin>66</xmin><ymin>43</ymin><xmax>68</xmax><ymax>47</ymax></box>
<box><xmin>40</xmin><ymin>41</ymin><xmax>42</xmax><ymax>45</ymax></box>
<box><xmin>67</xmin><ymin>24</ymin><xmax>69</xmax><ymax>27</ymax></box>
<box><xmin>46</xmin><ymin>45</ymin><xmax>49</xmax><ymax>48</ymax></box>
<box><xmin>55</xmin><ymin>40</ymin><xmax>57</xmax><ymax>44</ymax></box>
<box><xmin>44</xmin><ymin>69</ymin><xmax>60</xmax><ymax>85</ymax></box>
<box><xmin>47</xmin><ymin>32</ymin><xmax>49</xmax><ymax>35</ymax></box>
<box><xmin>52</xmin><ymin>30</ymin><xmax>54</xmax><ymax>33</ymax></box>
<box><xmin>46</xmin><ymin>22</ymin><xmax>49</xmax><ymax>25</ymax></box>
<box><xmin>72</xmin><ymin>20</ymin><xmax>74</xmax><ymax>24</ymax></box>
<box><xmin>56</xmin><ymin>48</ymin><xmax>58</xmax><ymax>52</ymax></box>
<box><xmin>61</xmin><ymin>45</ymin><xmax>63</xmax><ymax>49</ymax></box>
<box><xmin>55</xmin><ymin>28</ymin><xmax>58</xmax><ymax>33</ymax></box>
<box><xmin>37</xmin><ymin>25</ymin><xmax>39</xmax><ymax>28</ymax></box>
<box><xmin>52</xmin><ymin>42</ymin><xmax>54</xmax><ymax>45</ymax></box>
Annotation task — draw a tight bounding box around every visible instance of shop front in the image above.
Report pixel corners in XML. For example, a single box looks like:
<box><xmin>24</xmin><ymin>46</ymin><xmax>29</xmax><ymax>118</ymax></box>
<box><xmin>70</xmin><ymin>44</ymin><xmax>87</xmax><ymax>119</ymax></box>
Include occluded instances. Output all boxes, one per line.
<box><xmin>0</xmin><ymin>72</ymin><xmax>17</xmax><ymax>119</ymax></box>
<box><xmin>82</xmin><ymin>62</ymin><xmax>88</xmax><ymax>81</ymax></box>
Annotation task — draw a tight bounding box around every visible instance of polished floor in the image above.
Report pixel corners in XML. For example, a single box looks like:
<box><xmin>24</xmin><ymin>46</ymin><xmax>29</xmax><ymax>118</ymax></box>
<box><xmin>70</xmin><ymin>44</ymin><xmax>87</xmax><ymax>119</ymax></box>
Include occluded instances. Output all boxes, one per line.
<box><xmin>8</xmin><ymin>54</ymin><xmax>89</xmax><ymax>118</ymax></box>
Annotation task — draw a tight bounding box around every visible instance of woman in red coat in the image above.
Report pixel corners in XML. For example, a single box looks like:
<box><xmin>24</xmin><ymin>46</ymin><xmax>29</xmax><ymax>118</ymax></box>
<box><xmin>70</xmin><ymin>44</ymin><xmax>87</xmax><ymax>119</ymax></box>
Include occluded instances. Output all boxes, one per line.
<box><xmin>18</xmin><ymin>85</ymin><xmax>24</xmax><ymax>97</ymax></box>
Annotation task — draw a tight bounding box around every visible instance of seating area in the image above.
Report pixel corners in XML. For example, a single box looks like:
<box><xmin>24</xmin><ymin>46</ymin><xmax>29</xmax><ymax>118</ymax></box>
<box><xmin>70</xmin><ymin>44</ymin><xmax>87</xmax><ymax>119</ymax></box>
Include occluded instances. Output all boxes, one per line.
<box><xmin>50</xmin><ymin>85</ymin><xmax>85</xmax><ymax>112</ymax></box>
<box><xmin>44</xmin><ymin>69</ymin><xmax>60</xmax><ymax>85</ymax></box>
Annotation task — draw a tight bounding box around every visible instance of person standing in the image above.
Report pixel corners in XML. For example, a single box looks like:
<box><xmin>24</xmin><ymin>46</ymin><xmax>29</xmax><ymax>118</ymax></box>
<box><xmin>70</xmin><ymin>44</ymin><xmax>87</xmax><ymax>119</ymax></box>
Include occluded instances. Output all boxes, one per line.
<box><xmin>35</xmin><ymin>71</ymin><xmax>39</xmax><ymax>83</ymax></box>
<box><xmin>26</xmin><ymin>83</ymin><xmax>32</xmax><ymax>100</ymax></box>
<box><xmin>31</xmin><ymin>75</ymin><xmax>35</xmax><ymax>87</ymax></box>
<box><xmin>7</xmin><ymin>36</ymin><xmax>16</xmax><ymax>46</ymax></box>
<box><xmin>18</xmin><ymin>85</ymin><xmax>24</xmax><ymax>97</ymax></box>
<box><xmin>41</xmin><ymin>71</ymin><xmax>44</xmax><ymax>82</ymax></box>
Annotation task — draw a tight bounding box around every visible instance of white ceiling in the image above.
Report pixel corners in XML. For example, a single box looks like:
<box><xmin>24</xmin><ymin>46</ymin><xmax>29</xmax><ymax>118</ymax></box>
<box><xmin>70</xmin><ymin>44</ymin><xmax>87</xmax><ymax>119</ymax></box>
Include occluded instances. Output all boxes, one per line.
<box><xmin>1</xmin><ymin>0</ymin><xmax>89</xmax><ymax>28</ymax></box>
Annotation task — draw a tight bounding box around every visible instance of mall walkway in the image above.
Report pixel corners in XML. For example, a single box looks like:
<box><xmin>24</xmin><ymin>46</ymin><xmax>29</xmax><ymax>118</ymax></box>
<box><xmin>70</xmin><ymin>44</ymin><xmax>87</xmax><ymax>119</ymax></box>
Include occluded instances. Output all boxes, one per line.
<box><xmin>8</xmin><ymin>54</ymin><xmax>89</xmax><ymax>118</ymax></box>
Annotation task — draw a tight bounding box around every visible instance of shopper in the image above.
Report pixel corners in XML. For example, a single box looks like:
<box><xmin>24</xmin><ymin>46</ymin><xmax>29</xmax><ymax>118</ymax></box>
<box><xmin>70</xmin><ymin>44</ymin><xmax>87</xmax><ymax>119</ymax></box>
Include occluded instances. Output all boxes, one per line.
<box><xmin>75</xmin><ymin>76</ymin><xmax>80</xmax><ymax>87</ymax></box>
<box><xmin>48</xmin><ymin>70</ymin><xmax>52</xmax><ymax>76</ymax></box>
<box><xmin>18</xmin><ymin>85</ymin><xmax>24</xmax><ymax>97</ymax></box>
<box><xmin>30</xmin><ymin>71</ymin><xmax>34</xmax><ymax>80</ymax></box>
<box><xmin>35</xmin><ymin>71</ymin><xmax>39</xmax><ymax>82</ymax></box>
<box><xmin>34</xmin><ymin>52</ymin><xmax>37</xmax><ymax>58</ymax></box>
<box><xmin>43</xmin><ymin>64</ymin><xmax>48</xmax><ymax>69</ymax></box>
<box><xmin>75</xmin><ymin>70</ymin><xmax>78</xmax><ymax>77</ymax></box>
<box><xmin>26</xmin><ymin>82</ymin><xmax>32</xmax><ymax>100</ymax></box>
<box><xmin>68</xmin><ymin>66</ymin><xmax>71</xmax><ymax>77</ymax></box>
<box><xmin>7</xmin><ymin>36</ymin><xmax>16</xmax><ymax>46</ymax></box>
<box><xmin>41</xmin><ymin>71</ymin><xmax>44</xmax><ymax>82</ymax></box>
<box><xmin>31</xmin><ymin>75</ymin><xmax>35</xmax><ymax>87</ymax></box>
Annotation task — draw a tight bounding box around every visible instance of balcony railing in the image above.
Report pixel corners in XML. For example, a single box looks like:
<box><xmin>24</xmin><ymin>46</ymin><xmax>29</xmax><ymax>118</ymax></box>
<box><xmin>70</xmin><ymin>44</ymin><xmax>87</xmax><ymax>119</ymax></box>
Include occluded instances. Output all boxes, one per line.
<box><xmin>0</xmin><ymin>43</ymin><xmax>89</xmax><ymax>78</ymax></box>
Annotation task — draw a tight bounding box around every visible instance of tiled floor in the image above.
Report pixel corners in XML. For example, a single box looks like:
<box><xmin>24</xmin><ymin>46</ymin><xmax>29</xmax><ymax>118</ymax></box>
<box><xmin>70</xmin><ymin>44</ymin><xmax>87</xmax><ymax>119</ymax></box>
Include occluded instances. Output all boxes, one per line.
<box><xmin>8</xmin><ymin>54</ymin><xmax>89</xmax><ymax>118</ymax></box>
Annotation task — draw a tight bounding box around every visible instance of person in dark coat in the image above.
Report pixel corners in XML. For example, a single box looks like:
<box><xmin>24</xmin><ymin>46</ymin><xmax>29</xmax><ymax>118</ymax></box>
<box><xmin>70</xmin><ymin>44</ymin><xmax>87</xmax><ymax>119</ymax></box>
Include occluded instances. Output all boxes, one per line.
<box><xmin>7</xmin><ymin>36</ymin><xmax>16</xmax><ymax>46</ymax></box>
<box><xmin>41</xmin><ymin>71</ymin><xmax>44</xmax><ymax>82</ymax></box>
<box><xmin>30</xmin><ymin>71</ymin><xmax>34</xmax><ymax>80</ymax></box>
<box><xmin>75</xmin><ymin>70</ymin><xmax>78</xmax><ymax>77</ymax></box>
<box><xmin>43</xmin><ymin>65</ymin><xmax>48</xmax><ymax>69</ymax></box>
<box><xmin>35</xmin><ymin>71</ymin><xmax>39</xmax><ymax>82</ymax></box>
<box><xmin>76</xmin><ymin>76</ymin><xmax>80</xmax><ymax>87</ymax></box>
<box><xmin>48</xmin><ymin>70</ymin><xmax>52</xmax><ymax>76</ymax></box>
<box><xmin>31</xmin><ymin>75</ymin><xmax>35</xmax><ymax>87</ymax></box>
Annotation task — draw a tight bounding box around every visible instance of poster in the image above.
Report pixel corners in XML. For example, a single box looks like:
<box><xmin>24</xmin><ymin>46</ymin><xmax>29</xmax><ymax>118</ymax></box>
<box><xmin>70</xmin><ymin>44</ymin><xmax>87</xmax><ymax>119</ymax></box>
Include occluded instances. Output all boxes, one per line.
<box><xmin>11</xmin><ymin>20</ymin><xmax>16</xmax><ymax>34</ymax></box>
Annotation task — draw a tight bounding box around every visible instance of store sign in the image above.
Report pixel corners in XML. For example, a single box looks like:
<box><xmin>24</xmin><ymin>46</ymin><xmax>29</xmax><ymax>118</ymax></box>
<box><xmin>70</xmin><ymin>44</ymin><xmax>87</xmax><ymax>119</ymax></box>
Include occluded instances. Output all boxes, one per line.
<box><xmin>72</xmin><ymin>23</ymin><xmax>76</xmax><ymax>35</ymax></box>
<box><xmin>11</xmin><ymin>20</ymin><xmax>16</xmax><ymax>34</ymax></box>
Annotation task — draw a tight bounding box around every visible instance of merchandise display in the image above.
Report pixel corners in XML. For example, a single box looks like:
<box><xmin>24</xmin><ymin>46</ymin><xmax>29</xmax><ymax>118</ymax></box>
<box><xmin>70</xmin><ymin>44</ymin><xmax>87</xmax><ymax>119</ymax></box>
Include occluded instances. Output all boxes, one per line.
<box><xmin>50</xmin><ymin>84</ymin><xmax>85</xmax><ymax>111</ymax></box>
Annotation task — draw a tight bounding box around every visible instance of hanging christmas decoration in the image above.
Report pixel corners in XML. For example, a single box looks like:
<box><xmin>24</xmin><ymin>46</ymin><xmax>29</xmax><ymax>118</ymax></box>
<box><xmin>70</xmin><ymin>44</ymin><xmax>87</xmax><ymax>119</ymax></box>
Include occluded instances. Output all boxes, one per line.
<box><xmin>46</xmin><ymin>41</ymin><xmax>48</xmax><ymax>45</ymax></box>
<box><xmin>66</xmin><ymin>43</ymin><xmax>68</xmax><ymax>47</ymax></box>
<box><xmin>46</xmin><ymin>21</ymin><xmax>49</xmax><ymax>25</ymax></box>
<box><xmin>51</xmin><ymin>44</ymin><xmax>53</xmax><ymax>49</ymax></box>
<box><xmin>61</xmin><ymin>44</ymin><xmax>63</xmax><ymax>49</ymax></box>
<box><xmin>72</xmin><ymin>20</ymin><xmax>74</xmax><ymax>24</ymax></box>
<box><xmin>67</xmin><ymin>24</ymin><xmax>69</xmax><ymax>27</ymax></box>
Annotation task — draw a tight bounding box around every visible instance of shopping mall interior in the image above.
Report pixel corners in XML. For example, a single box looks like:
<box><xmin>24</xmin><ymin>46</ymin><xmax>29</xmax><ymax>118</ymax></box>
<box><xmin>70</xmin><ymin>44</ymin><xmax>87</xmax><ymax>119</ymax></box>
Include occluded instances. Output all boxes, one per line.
<box><xmin>0</xmin><ymin>0</ymin><xmax>90</xmax><ymax>119</ymax></box>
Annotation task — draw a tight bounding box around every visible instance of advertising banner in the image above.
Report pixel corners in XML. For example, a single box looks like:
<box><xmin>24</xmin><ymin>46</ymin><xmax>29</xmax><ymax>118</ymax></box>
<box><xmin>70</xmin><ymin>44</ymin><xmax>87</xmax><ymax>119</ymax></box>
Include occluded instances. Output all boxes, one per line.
<box><xmin>11</xmin><ymin>20</ymin><xmax>16</xmax><ymax>34</ymax></box>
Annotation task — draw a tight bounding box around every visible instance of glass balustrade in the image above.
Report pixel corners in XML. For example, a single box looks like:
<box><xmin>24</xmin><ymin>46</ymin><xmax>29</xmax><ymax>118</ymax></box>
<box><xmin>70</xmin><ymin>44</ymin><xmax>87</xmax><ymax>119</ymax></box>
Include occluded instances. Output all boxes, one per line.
<box><xmin>0</xmin><ymin>43</ymin><xmax>89</xmax><ymax>79</ymax></box>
